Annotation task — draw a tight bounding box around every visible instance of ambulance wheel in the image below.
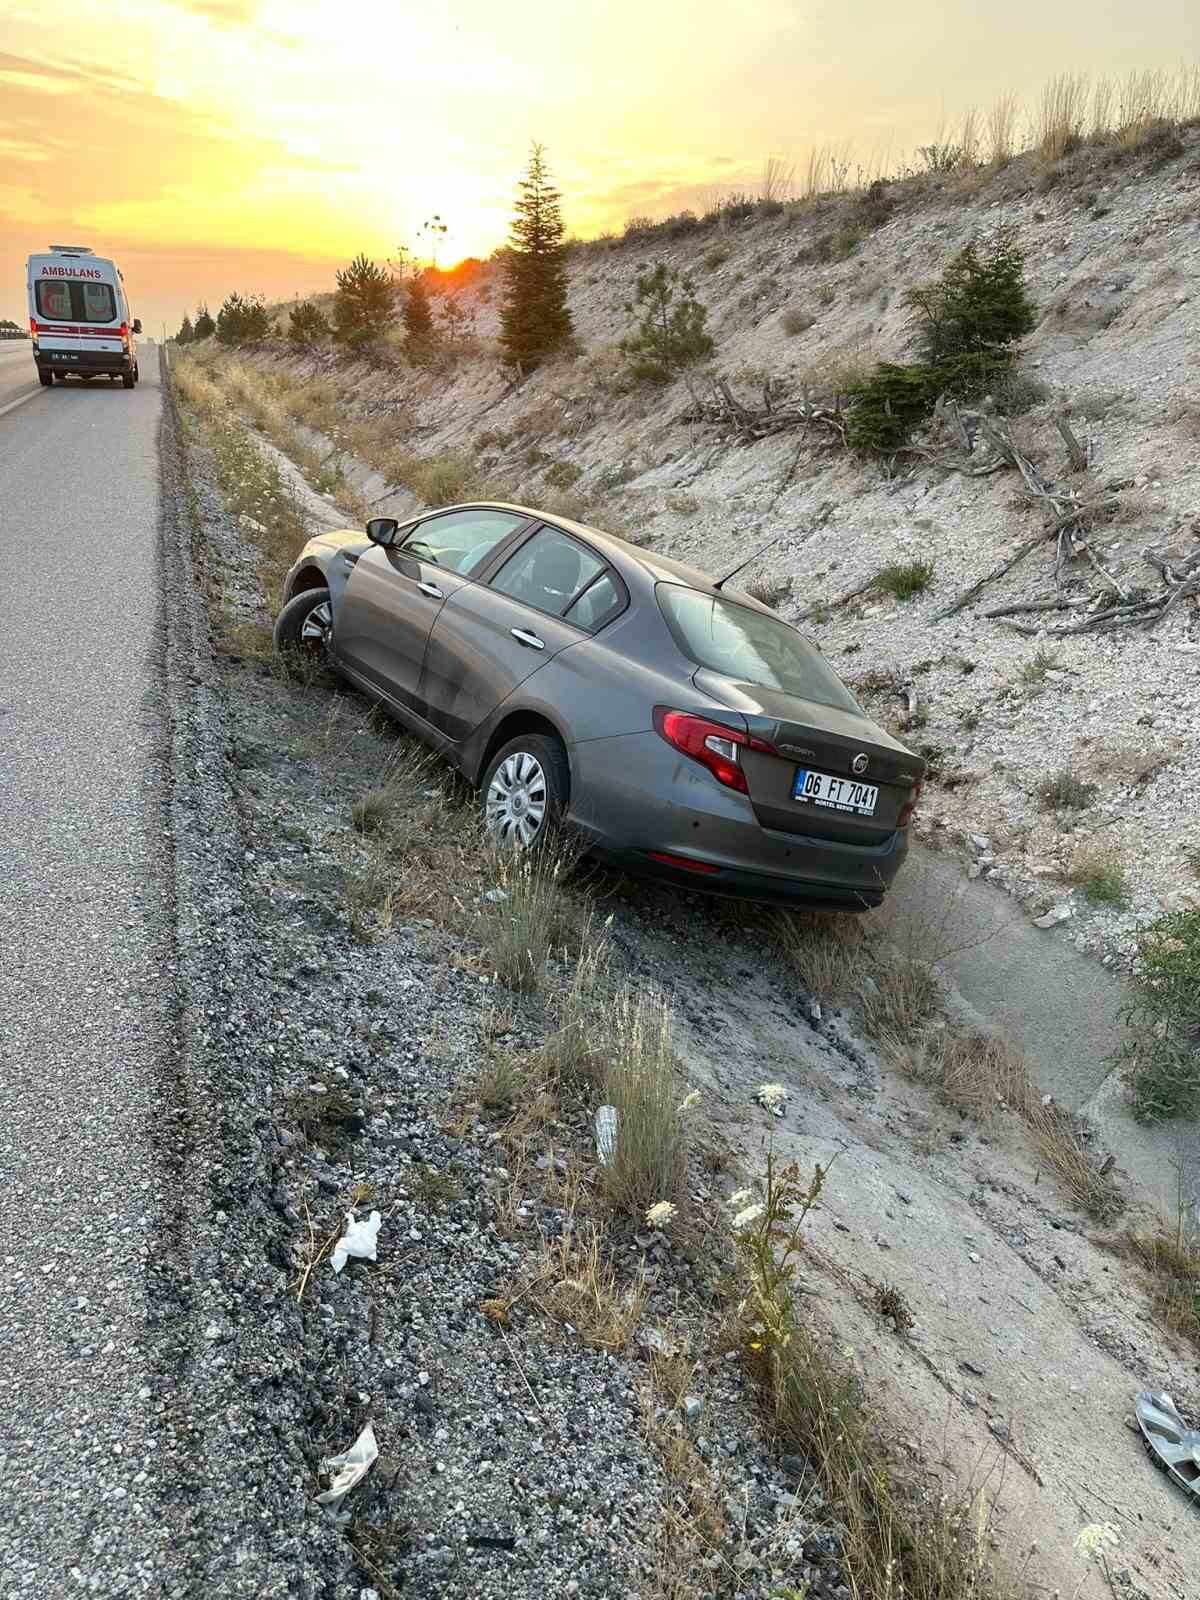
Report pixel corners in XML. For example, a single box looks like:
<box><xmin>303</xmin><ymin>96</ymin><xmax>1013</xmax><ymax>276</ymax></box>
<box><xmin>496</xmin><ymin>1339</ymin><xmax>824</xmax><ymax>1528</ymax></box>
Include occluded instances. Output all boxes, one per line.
<box><xmin>38</xmin><ymin>372</ymin><xmax>52</xmax><ymax>388</ymax></box>
<box><xmin>134</xmin><ymin>364</ymin><xmax>140</xmax><ymax>384</ymax></box>
<box><xmin>122</xmin><ymin>371</ymin><xmax>135</xmax><ymax>389</ymax></box>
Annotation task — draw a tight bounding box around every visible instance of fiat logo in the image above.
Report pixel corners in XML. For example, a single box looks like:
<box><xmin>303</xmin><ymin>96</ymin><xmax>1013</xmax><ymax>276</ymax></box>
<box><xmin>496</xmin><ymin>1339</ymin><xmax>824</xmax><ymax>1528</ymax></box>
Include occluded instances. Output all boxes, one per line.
<box><xmin>851</xmin><ymin>752</ymin><xmax>870</xmax><ymax>775</ymax></box>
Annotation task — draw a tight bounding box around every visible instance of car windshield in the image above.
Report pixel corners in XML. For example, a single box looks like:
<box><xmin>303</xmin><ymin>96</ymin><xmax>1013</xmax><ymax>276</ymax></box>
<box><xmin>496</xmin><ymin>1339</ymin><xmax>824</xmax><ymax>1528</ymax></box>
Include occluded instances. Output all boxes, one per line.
<box><xmin>658</xmin><ymin>585</ymin><xmax>861</xmax><ymax>714</ymax></box>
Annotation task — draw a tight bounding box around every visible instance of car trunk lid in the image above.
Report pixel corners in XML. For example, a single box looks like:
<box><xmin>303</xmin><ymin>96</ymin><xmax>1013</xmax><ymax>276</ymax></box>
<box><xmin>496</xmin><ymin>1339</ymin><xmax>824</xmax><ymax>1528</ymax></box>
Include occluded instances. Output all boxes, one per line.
<box><xmin>693</xmin><ymin>669</ymin><xmax>924</xmax><ymax>844</ymax></box>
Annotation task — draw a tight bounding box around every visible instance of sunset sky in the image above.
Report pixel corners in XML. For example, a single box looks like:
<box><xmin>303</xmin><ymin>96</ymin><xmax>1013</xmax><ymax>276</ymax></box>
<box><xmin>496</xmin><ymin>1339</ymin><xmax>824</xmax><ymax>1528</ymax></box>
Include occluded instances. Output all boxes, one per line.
<box><xmin>1</xmin><ymin>0</ymin><xmax>1196</xmax><ymax>330</ymax></box>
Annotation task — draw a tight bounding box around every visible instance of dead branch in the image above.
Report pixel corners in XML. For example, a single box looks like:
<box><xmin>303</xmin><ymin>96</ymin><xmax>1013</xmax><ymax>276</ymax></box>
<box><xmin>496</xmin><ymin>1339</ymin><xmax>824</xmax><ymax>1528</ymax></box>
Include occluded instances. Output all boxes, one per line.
<box><xmin>933</xmin><ymin>532</ymin><xmax>1050</xmax><ymax>620</ymax></box>
<box><xmin>682</xmin><ymin>375</ymin><xmax>847</xmax><ymax>447</ymax></box>
<box><xmin>1054</xmin><ymin>415</ymin><xmax>1088</xmax><ymax>473</ymax></box>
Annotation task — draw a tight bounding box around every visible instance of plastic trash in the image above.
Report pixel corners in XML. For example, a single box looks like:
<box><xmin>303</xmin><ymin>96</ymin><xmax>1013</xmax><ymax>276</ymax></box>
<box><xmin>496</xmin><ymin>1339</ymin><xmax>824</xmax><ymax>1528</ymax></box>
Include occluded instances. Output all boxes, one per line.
<box><xmin>331</xmin><ymin>1209</ymin><xmax>382</xmax><ymax>1275</ymax></box>
<box><xmin>316</xmin><ymin>1420</ymin><xmax>378</xmax><ymax>1506</ymax></box>
<box><xmin>594</xmin><ymin>1105</ymin><xmax>618</xmax><ymax>1167</ymax></box>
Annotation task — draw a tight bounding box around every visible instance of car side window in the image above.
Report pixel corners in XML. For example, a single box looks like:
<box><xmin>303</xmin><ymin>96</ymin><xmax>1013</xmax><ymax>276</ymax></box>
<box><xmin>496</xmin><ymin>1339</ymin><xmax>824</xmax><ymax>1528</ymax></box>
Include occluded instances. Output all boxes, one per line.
<box><xmin>489</xmin><ymin>528</ymin><xmax>606</xmax><ymax>619</ymax></box>
<box><xmin>401</xmin><ymin>510</ymin><xmax>525</xmax><ymax>576</ymax></box>
<box><xmin>564</xmin><ymin>572</ymin><xmax>624</xmax><ymax>632</ymax></box>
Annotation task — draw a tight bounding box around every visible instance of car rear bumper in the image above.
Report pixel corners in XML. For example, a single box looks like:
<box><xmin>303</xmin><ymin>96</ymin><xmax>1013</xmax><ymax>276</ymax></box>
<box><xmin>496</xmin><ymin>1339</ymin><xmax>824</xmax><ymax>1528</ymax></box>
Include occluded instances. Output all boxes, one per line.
<box><xmin>36</xmin><ymin>349</ymin><xmax>131</xmax><ymax>375</ymax></box>
<box><xmin>569</xmin><ymin>731</ymin><xmax>908</xmax><ymax>906</ymax></box>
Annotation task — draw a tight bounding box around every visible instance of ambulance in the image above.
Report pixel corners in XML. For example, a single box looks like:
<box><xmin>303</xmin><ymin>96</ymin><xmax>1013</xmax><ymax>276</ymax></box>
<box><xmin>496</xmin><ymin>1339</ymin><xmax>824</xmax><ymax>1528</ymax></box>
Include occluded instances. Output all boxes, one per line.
<box><xmin>26</xmin><ymin>245</ymin><xmax>142</xmax><ymax>389</ymax></box>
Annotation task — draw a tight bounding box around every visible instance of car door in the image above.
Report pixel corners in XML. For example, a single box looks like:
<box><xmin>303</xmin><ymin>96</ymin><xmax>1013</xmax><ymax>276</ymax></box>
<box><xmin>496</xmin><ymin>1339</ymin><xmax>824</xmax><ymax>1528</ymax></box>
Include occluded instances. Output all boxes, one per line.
<box><xmin>333</xmin><ymin>508</ymin><xmax>531</xmax><ymax>715</ymax></box>
<box><xmin>419</xmin><ymin>523</ymin><xmax>614</xmax><ymax>741</ymax></box>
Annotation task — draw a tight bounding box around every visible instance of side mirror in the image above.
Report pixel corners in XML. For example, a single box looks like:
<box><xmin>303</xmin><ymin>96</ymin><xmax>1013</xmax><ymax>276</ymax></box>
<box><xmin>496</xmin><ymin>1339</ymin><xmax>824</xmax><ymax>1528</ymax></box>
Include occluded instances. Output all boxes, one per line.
<box><xmin>366</xmin><ymin>517</ymin><xmax>399</xmax><ymax>547</ymax></box>
<box><xmin>131</xmin><ymin>319</ymin><xmax>142</xmax><ymax>334</ymax></box>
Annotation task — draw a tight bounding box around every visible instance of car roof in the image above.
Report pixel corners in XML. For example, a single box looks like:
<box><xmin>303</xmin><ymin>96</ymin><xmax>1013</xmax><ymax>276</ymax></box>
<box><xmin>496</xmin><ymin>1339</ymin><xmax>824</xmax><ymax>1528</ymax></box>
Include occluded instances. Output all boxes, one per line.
<box><xmin>435</xmin><ymin>500</ymin><xmax>739</xmax><ymax>601</ymax></box>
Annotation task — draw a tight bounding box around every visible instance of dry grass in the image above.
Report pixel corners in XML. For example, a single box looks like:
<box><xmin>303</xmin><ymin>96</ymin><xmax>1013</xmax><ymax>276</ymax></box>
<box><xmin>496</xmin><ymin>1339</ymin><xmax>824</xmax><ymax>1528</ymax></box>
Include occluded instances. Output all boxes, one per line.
<box><xmin>859</xmin><ymin>954</ymin><xmax>942</xmax><ymax>1040</ymax></box>
<box><xmin>775</xmin><ymin>909</ymin><xmax>870</xmax><ymax>1000</ymax></box>
<box><xmin>1122</xmin><ymin>1226</ymin><xmax>1200</xmax><ymax>1351</ymax></box>
<box><xmin>600</xmin><ymin>990</ymin><xmax>687</xmax><ymax>1220</ymax></box>
<box><xmin>1024</xmin><ymin>1099</ymin><xmax>1122</xmax><ymax>1221</ymax></box>
<box><xmin>736</xmin><ymin>1156</ymin><xmax>1013</xmax><ymax>1600</ymax></box>
<box><xmin>896</xmin><ymin>1029</ymin><xmax>1027</xmax><ymax>1121</ymax></box>
<box><xmin>1059</xmin><ymin>846</ymin><xmax>1129</xmax><ymax>908</ymax></box>
<box><xmin>473</xmin><ymin>844</ymin><xmax>591</xmax><ymax>993</ymax></box>
<box><xmin>534</xmin><ymin>938</ymin><xmax>611</xmax><ymax>1087</ymax></box>
<box><xmin>505</xmin><ymin>1221</ymin><xmax>647</xmax><ymax>1351</ymax></box>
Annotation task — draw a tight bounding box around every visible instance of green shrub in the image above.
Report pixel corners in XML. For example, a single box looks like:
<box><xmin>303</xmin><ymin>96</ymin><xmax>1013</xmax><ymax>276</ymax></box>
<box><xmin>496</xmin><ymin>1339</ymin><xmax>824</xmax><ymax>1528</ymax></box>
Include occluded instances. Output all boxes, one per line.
<box><xmin>1036</xmin><ymin>771</ymin><xmax>1098</xmax><ymax>811</ymax></box>
<box><xmin>543</xmin><ymin>460</ymin><xmax>582</xmax><ymax>489</ymax></box>
<box><xmin>906</xmin><ymin>227</ymin><xmax>1036</xmax><ymax>368</ymax></box>
<box><xmin>288</xmin><ymin>300</ymin><xmax>329</xmax><ymax>346</ymax></box>
<box><xmin>1118</xmin><ymin>909</ymin><xmax>1200</xmax><ymax>1122</ymax></box>
<box><xmin>216</xmin><ymin>292</ymin><xmax>271</xmax><ymax>346</ymax></box>
<box><xmin>621</xmin><ymin>261</ymin><xmax>714</xmax><ymax>382</ymax></box>
<box><xmin>845</xmin><ymin>363</ymin><xmax>941</xmax><ymax>452</ymax></box>
<box><xmin>873</xmin><ymin>560</ymin><xmax>934</xmax><ymax>600</ymax></box>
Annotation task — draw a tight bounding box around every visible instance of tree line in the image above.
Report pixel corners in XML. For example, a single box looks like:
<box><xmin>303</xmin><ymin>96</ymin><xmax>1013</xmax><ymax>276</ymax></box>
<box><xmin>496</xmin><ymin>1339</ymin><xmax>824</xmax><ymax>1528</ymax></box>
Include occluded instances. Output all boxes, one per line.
<box><xmin>170</xmin><ymin>141</ymin><xmax>1034</xmax><ymax>440</ymax></box>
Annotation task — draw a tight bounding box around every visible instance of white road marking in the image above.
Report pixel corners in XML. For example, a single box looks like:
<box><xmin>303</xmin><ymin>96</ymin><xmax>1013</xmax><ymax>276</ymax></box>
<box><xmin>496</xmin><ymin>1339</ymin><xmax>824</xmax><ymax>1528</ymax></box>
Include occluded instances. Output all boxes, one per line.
<box><xmin>0</xmin><ymin>385</ymin><xmax>43</xmax><ymax>420</ymax></box>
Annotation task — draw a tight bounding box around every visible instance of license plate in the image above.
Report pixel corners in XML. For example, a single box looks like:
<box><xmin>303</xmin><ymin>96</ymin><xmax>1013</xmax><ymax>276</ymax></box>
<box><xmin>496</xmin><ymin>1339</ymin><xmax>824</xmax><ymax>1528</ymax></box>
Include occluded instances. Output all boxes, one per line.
<box><xmin>792</xmin><ymin>768</ymin><xmax>879</xmax><ymax>816</ymax></box>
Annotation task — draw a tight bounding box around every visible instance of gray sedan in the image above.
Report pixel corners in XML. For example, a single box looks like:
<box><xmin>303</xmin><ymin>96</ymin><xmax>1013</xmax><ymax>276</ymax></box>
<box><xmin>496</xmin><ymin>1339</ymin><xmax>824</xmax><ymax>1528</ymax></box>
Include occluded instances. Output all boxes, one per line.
<box><xmin>273</xmin><ymin>502</ymin><xmax>924</xmax><ymax>909</ymax></box>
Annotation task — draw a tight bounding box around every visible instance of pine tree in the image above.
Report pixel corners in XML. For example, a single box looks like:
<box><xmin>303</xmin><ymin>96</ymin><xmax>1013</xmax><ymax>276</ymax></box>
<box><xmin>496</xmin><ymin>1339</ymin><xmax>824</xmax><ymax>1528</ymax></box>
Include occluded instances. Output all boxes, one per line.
<box><xmin>402</xmin><ymin>277</ymin><xmax>434</xmax><ymax>343</ymax></box>
<box><xmin>193</xmin><ymin>304</ymin><xmax>216</xmax><ymax>341</ymax></box>
<box><xmin>176</xmin><ymin>313</ymin><xmax>195</xmax><ymax>345</ymax></box>
<box><xmin>288</xmin><ymin>300</ymin><xmax>330</xmax><ymax>346</ymax></box>
<box><xmin>906</xmin><ymin>226</ymin><xmax>1035</xmax><ymax>368</ymax></box>
<box><xmin>620</xmin><ymin>262</ymin><xmax>714</xmax><ymax>382</ymax></box>
<box><xmin>333</xmin><ymin>254</ymin><xmax>396</xmax><ymax>347</ymax></box>
<box><xmin>216</xmin><ymin>292</ymin><xmax>270</xmax><ymax>345</ymax></box>
<box><xmin>500</xmin><ymin>143</ymin><xmax>573</xmax><ymax>371</ymax></box>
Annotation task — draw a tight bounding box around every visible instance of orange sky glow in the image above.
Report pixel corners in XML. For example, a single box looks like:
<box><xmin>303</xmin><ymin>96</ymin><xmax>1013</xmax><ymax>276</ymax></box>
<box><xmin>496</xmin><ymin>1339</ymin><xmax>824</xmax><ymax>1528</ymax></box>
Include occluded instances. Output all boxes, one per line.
<box><xmin>1</xmin><ymin>0</ymin><xmax>1197</xmax><ymax>330</ymax></box>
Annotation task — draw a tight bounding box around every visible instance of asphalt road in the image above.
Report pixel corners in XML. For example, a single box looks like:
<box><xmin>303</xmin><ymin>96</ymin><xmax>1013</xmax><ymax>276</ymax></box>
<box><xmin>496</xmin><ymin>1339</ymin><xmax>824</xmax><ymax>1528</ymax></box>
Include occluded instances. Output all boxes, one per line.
<box><xmin>0</xmin><ymin>346</ymin><xmax>181</xmax><ymax>1593</ymax></box>
<box><xmin>0</xmin><ymin>338</ymin><xmax>39</xmax><ymax>414</ymax></box>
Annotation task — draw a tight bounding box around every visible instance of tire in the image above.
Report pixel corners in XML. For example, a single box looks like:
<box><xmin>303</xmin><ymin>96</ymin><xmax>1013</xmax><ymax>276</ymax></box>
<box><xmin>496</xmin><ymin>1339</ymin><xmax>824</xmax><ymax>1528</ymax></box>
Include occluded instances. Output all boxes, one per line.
<box><xmin>122</xmin><ymin>370</ymin><xmax>135</xmax><ymax>389</ymax></box>
<box><xmin>273</xmin><ymin>586</ymin><xmax>332</xmax><ymax>657</ymax></box>
<box><xmin>481</xmin><ymin>733</ymin><xmax>569</xmax><ymax>850</ymax></box>
<box><xmin>38</xmin><ymin>372</ymin><xmax>52</xmax><ymax>388</ymax></box>
<box><xmin>133</xmin><ymin>364</ymin><xmax>140</xmax><ymax>385</ymax></box>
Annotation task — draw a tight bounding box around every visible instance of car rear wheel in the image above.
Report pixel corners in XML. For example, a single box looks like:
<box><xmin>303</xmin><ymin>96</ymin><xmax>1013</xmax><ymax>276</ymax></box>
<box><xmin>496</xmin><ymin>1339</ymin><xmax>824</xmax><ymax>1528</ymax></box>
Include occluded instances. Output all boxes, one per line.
<box><xmin>482</xmin><ymin>734</ymin><xmax>568</xmax><ymax>850</ymax></box>
<box><xmin>122</xmin><ymin>370</ymin><xmax>135</xmax><ymax>389</ymax></box>
<box><xmin>38</xmin><ymin>372</ymin><xmax>52</xmax><ymax>388</ymax></box>
<box><xmin>273</xmin><ymin>586</ymin><xmax>332</xmax><ymax>656</ymax></box>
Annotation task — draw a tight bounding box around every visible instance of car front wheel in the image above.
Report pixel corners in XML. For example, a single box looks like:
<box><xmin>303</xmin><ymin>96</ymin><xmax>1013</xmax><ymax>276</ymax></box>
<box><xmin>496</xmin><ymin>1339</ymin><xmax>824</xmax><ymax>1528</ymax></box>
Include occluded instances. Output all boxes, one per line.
<box><xmin>482</xmin><ymin>734</ymin><xmax>568</xmax><ymax>849</ymax></box>
<box><xmin>273</xmin><ymin>586</ymin><xmax>332</xmax><ymax>657</ymax></box>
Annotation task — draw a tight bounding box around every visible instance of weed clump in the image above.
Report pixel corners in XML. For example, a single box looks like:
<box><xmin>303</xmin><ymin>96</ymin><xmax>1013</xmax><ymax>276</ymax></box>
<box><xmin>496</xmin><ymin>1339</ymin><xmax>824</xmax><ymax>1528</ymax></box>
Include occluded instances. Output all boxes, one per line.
<box><xmin>600</xmin><ymin>991</ymin><xmax>687</xmax><ymax>1219</ymax></box>
<box><xmin>1035</xmin><ymin>770</ymin><xmax>1098</xmax><ymax>811</ymax></box>
<box><xmin>873</xmin><ymin>559</ymin><xmax>934</xmax><ymax>600</ymax></box>
<box><xmin>1118</xmin><ymin>908</ymin><xmax>1200</xmax><ymax>1123</ymax></box>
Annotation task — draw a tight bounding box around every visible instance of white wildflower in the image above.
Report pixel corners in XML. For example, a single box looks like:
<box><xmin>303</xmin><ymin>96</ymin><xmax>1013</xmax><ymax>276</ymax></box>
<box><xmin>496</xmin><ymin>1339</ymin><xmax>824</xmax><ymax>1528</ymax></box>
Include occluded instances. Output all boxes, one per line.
<box><xmin>1074</xmin><ymin>1523</ymin><xmax>1120</xmax><ymax>1557</ymax></box>
<box><xmin>727</xmin><ymin>1188</ymin><xmax>753</xmax><ymax>1208</ymax></box>
<box><xmin>677</xmin><ymin>1089</ymin><xmax>701</xmax><ymax>1114</ymax></box>
<box><xmin>645</xmin><ymin>1201</ymin><xmax>677</xmax><ymax>1228</ymax></box>
<box><xmin>755</xmin><ymin>1082</ymin><xmax>787</xmax><ymax>1113</ymax></box>
<box><xmin>733</xmin><ymin>1203</ymin><xmax>765</xmax><ymax>1229</ymax></box>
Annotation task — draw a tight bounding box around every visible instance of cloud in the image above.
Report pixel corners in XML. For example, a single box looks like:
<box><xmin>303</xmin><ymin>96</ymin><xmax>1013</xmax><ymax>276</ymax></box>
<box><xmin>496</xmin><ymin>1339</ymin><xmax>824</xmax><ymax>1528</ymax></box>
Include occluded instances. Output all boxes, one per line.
<box><xmin>165</xmin><ymin>0</ymin><xmax>261</xmax><ymax>19</ymax></box>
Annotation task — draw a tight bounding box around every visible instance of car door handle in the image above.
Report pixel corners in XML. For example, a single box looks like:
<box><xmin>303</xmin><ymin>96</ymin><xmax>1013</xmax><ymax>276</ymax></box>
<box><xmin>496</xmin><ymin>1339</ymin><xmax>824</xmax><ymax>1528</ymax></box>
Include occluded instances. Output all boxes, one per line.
<box><xmin>510</xmin><ymin>628</ymin><xmax>545</xmax><ymax>650</ymax></box>
<box><xmin>418</xmin><ymin>580</ymin><xmax>444</xmax><ymax>600</ymax></box>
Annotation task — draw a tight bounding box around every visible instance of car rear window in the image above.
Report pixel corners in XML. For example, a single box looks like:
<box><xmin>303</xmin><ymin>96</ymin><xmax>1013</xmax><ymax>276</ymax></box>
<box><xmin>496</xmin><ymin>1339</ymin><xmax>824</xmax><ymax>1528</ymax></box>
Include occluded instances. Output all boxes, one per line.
<box><xmin>657</xmin><ymin>584</ymin><xmax>861</xmax><ymax>713</ymax></box>
<box><xmin>564</xmin><ymin>571</ymin><xmax>624</xmax><ymax>632</ymax></box>
<box><xmin>34</xmin><ymin>280</ymin><xmax>117</xmax><ymax>323</ymax></box>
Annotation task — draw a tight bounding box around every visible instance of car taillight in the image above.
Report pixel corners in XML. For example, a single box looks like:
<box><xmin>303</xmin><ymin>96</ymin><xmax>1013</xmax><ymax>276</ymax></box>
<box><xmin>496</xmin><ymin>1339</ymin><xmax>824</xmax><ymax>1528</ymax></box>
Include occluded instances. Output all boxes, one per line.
<box><xmin>898</xmin><ymin>780</ymin><xmax>923</xmax><ymax>828</ymax></box>
<box><xmin>119</xmin><ymin>322</ymin><xmax>129</xmax><ymax>344</ymax></box>
<box><xmin>653</xmin><ymin>707</ymin><xmax>748</xmax><ymax>793</ymax></box>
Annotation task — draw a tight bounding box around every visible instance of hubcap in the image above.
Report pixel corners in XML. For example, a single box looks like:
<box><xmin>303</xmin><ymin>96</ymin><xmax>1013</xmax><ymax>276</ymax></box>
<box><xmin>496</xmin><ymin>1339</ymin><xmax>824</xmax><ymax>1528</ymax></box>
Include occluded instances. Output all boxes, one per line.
<box><xmin>299</xmin><ymin>599</ymin><xmax>332</xmax><ymax>649</ymax></box>
<box><xmin>485</xmin><ymin>751</ymin><xmax>548</xmax><ymax>847</ymax></box>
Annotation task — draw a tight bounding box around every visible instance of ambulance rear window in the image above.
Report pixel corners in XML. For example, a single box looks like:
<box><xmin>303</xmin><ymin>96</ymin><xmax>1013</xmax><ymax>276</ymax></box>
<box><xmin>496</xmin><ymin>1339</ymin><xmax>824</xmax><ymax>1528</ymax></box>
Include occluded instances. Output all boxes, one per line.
<box><xmin>34</xmin><ymin>279</ymin><xmax>117</xmax><ymax>323</ymax></box>
<box><xmin>81</xmin><ymin>282</ymin><xmax>116</xmax><ymax>322</ymax></box>
<box><xmin>36</xmin><ymin>280</ymin><xmax>72</xmax><ymax>320</ymax></box>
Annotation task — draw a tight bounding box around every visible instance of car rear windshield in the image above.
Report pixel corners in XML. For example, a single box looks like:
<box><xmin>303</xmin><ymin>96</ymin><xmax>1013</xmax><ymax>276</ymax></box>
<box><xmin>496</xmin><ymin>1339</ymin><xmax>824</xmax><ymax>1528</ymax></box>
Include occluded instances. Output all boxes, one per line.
<box><xmin>658</xmin><ymin>585</ymin><xmax>861</xmax><ymax>713</ymax></box>
<box><xmin>35</xmin><ymin>280</ymin><xmax>117</xmax><ymax>323</ymax></box>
